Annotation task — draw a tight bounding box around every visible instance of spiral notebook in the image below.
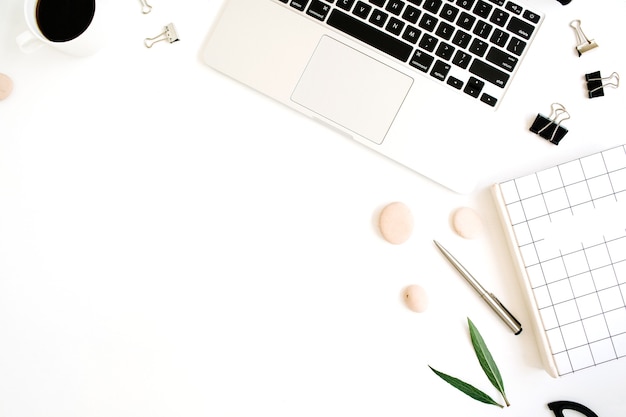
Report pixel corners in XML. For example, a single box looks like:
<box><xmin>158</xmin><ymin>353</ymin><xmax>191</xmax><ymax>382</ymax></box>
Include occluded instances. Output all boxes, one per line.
<box><xmin>492</xmin><ymin>145</ymin><xmax>626</xmax><ymax>377</ymax></box>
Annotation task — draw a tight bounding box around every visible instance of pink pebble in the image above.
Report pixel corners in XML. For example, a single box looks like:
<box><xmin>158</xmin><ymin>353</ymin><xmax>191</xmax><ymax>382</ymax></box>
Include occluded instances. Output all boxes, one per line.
<box><xmin>379</xmin><ymin>202</ymin><xmax>413</xmax><ymax>244</ymax></box>
<box><xmin>0</xmin><ymin>73</ymin><xmax>13</xmax><ymax>100</ymax></box>
<box><xmin>452</xmin><ymin>207</ymin><xmax>483</xmax><ymax>239</ymax></box>
<box><xmin>403</xmin><ymin>284</ymin><xmax>428</xmax><ymax>313</ymax></box>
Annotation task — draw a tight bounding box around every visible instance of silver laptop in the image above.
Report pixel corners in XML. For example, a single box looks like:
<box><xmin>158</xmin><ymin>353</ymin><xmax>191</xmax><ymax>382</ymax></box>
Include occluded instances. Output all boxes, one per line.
<box><xmin>201</xmin><ymin>0</ymin><xmax>544</xmax><ymax>193</ymax></box>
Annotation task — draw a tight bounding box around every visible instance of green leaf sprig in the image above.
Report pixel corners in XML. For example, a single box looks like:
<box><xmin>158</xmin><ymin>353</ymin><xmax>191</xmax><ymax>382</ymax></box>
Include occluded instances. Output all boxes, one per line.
<box><xmin>468</xmin><ymin>318</ymin><xmax>510</xmax><ymax>406</ymax></box>
<box><xmin>427</xmin><ymin>366</ymin><xmax>504</xmax><ymax>408</ymax></box>
<box><xmin>428</xmin><ymin>318</ymin><xmax>510</xmax><ymax>408</ymax></box>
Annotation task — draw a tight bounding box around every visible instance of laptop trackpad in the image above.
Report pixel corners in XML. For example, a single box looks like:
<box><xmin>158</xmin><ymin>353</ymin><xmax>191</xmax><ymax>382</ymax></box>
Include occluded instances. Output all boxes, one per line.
<box><xmin>291</xmin><ymin>36</ymin><xmax>413</xmax><ymax>145</ymax></box>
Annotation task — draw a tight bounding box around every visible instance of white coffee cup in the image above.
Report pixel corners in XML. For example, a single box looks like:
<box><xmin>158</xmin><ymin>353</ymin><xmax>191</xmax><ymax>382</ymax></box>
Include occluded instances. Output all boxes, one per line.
<box><xmin>16</xmin><ymin>0</ymin><xmax>108</xmax><ymax>56</ymax></box>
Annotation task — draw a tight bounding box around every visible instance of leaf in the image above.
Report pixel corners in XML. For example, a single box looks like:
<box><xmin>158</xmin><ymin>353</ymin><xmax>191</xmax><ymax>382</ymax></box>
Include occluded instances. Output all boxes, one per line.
<box><xmin>428</xmin><ymin>365</ymin><xmax>504</xmax><ymax>408</ymax></box>
<box><xmin>468</xmin><ymin>317</ymin><xmax>510</xmax><ymax>406</ymax></box>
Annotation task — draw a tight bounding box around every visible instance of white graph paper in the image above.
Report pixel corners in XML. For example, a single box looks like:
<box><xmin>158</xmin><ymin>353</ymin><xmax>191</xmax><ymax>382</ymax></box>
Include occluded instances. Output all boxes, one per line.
<box><xmin>495</xmin><ymin>145</ymin><xmax>626</xmax><ymax>376</ymax></box>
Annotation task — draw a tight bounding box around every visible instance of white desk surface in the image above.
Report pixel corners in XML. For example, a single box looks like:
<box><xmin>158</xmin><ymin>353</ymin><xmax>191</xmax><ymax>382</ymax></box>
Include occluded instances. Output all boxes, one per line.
<box><xmin>1</xmin><ymin>0</ymin><xmax>625</xmax><ymax>416</ymax></box>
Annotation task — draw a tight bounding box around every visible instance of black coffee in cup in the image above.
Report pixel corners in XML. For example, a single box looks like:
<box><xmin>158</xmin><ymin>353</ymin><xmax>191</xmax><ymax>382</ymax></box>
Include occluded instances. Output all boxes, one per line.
<box><xmin>36</xmin><ymin>0</ymin><xmax>96</xmax><ymax>42</ymax></box>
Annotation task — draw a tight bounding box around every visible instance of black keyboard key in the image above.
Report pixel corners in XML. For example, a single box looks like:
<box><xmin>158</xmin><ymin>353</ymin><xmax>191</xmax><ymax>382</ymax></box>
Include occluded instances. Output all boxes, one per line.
<box><xmin>473</xmin><ymin>0</ymin><xmax>492</xmax><ymax>18</ymax></box>
<box><xmin>431</xmin><ymin>60</ymin><xmax>451</xmax><ymax>81</ymax></box>
<box><xmin>452</xmin><ymin>50</ymin><xmax>471</xmax><ymax>68</ymax></box>
<box><xmin>418</xmin><ymin>13</ymin><xmax>438</xmax><ymax>32</ymax></box>
<box><xmin>337</xmin><ymin>0</ymin><xmax>356</xmax><ymax>10</ymax></box>
<box><xmin>456</xmin><ymin>0</ymin><xmax>475</xmax><ymax>10</ymax></box>
<box><xmin>485</xmin><ymin>46</ymin><xmax>518</xmax><ymax>71</ymax></box>
<box><xmin>473</xmin><ymin>20</ymin><xmax>493</xmax><ymax>38</ymax></box>
<box><xmin>402</xmin><ymin>25</ymin><xmax>421</xmax><ymax>43</ymax></box>
<box><xmin>327</xmin><ymin>9</ymin><xmax>414</xmax><ymax>61</ymax></box>
<box><xmin>506</xmin><ymin>36</ymin><xmax>526</xmax><ymax>55</ymax></box>
<box><xmin>403</xmin><ymin>5</ymin><xmax>421</xmax><ymax>23</ymax></box>
<box><xmin>505</xmin><ymin>1</ymin><xmax>523</xmax><ymax>15</ymax></box>
<box><xmin>370</xmin><ymin>9</ymin><xmax>389</xmax><ymax>27</ymax></box>
<box><xmin>523</xmin><ymin>9</ymin><xmax>540</xmax><ymax>24</ymax></box>
<box><xmin>447</xmin><ymin>76</ymin><xmax>464</xmax><ymax>89</ymax></box>
<box><xmin>370</xmin><ymin>0</ymin><xmax>386</xmax><ymax>6</ymax></box>
<box><xmin>435</xmin><ymin>41</ymin><xmax>455</xmax><ymax>60</ymax></box>
<box><xmin>469</xmin><ymin>59</ymin><xmax>509</xmax><ymax>87</ymax></box>
<box><xmin>435</xmin><ymin>21</ymin><xmax>455</xmax><ymax>40</ymax></box>
<box><xmin>409</xmin><ymin>49</ymin><xmax>434</xmax><ymax>72</ymax></box>
<box><xmin>457</xmin><ymin>12</ymin><xmax>475</xmax><ymax>30</ymax></box>
<box><xmin>419</xmin><ymin>34</ymin><xmax>438</xmax><ymax>51</ymax></box>
<box><xmin>486</xmin><ymin>0</ymin><xmax>504</xmax><ymax>5</ymax></box>
<box><xmin>386</xmin><ymin>0</ymin><xmax>405</xmax><ymax>15</ymax></box>
<box><xmin>402</xmin><ymin>5</ymin><xmax>422</xmax><ymax>24</ymax></box>
<box><xmin>464</xmin><ymin>76</ymin><xmax>484</xmax><ymax>97</ymax></box>
<box><xmin>469</xmin><ymin>38</ymin><xmax>488</xmax><ymax>56</ymax></box>
<box><xmin>451</xmin><ymin>30</ymin><xmax>471</xmax><ymax>48</ymax></box>
<box><xmin>490</xmin><ymin>28</ymin><xmax>508</xmax><ymax>47</ymax></box>
<box><xmin>423</xmin><ymin>0</ymin><xmax>443</xmax><ymax>13</ymax></box>
<box><xmin>307</xmin><ymin>0</ymin><xmax>332</xmax><ymax>20</ymax></box>
<box><xmin>353</xmin><ymin>1</ymin><xmax>372</xmax><ymax>18</ymax></box>
<box><xmin>507</xmin><ymin>16</ymin><xmax>534</xmax><ymax>39</ymax></box>
<box><xmin>481</xmin><ymin>93</ymin><xmax>497</xmax><ymax>106</ymax></box>
<box><xmin>489</xmin><ymin>9</ymin><xmax>509</xmax><ymax>27</ymax></box>
<box><xmin>440</xmin><ymin>4</ymin><xmax>460</xmax><ymax>22</ymax></box>
<box><xmin>386</xmin><ymin>17</ymin><xmax>405</xmax><ymax>35</ymax></box>
<box><xmin>290</xmin><ymin>0</ymin><xmax>309</xmax><ymax>11</ymax></box>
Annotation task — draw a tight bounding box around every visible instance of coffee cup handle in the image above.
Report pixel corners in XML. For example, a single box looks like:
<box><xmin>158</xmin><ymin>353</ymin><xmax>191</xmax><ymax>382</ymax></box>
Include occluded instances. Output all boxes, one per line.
<box><xmin>16</xmin><ymin>30</ymin><xmax>45</xmax><ymax>54</ymax></box>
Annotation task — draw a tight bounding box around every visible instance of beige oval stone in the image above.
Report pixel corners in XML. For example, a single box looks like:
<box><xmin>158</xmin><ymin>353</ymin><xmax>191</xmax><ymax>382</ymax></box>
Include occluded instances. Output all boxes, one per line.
<box><xmin>452</xmin><ymin>206</ymin><xmax>483</xmax><ymax>239</ymax></box>
<box><xmin>379</xmin><ymin>202</ymin><xmax>413</xmax><ymax>244</ymax></box>
<box><xmin>0</xmin><ymin>73</ymin><xmax>13</xmax><ymax>100</ymax></box>
<box><xmin>403</xmin><ymin>284</ymin><xmax>428</xmax><ymax>313</ymax></box>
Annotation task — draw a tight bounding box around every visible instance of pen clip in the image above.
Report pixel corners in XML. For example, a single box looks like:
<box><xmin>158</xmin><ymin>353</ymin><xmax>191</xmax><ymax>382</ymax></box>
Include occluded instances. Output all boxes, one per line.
<box><xmin>490</xmin><ymin>293</ymin><xmax>522</xmax><ymax>335</ymax></box>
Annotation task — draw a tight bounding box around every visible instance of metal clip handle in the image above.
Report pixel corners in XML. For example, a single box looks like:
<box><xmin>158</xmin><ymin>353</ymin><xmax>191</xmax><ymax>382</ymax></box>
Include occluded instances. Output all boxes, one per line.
<box><xmin>589</xmin><ymin>72</ymin><xmax>620</xmax><ymax>92</ymax></box>
<box><xmin>139</xmin><ymin>0</ymin><xmax>152</xmax><ymax>14</ymax></box>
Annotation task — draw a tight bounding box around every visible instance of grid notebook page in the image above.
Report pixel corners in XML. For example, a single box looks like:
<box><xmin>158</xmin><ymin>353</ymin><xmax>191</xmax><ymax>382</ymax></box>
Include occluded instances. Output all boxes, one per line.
<box><xmin>494</xmin><ymin>145</ymin><xmax>626</xmax><ymax>376</ymax></box>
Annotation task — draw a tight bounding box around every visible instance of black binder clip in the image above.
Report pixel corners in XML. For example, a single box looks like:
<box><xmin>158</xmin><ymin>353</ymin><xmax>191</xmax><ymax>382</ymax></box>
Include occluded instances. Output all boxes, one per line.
<box><xmin>585</xmin><ymin>71</ymin><xmax>620</xmax><ymax>98</ymax></box>
<box><xmin>571</xmin><ymin>20</ymin><xmax>598</xmax><ymax>56</ymax></box>
<box><xmin>529</xmin><ymin>103</ymin><xmax>570</xmax><ymax>145</ymax></box>
<box><xmin>548</xmin><ymin>401</ymin><xmax>598</xmax><ymax>417</ymax></box>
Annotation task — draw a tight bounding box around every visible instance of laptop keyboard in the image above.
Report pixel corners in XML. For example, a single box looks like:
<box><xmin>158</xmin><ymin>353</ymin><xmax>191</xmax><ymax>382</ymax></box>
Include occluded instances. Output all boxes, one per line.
<box><xmin>277</xmin><ymin>0</ymin><xmax>543</xmax><ymax>108</ymax></box>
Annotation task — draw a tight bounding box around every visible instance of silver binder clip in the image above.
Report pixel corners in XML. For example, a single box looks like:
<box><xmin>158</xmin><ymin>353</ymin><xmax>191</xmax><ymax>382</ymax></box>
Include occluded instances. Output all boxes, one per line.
<box><xmin>570</xmin><ymin>20</ymin><xmax>598</xmax><ymax>56</ymax></box>
<box><xmin>529</xmin><ymin>103</ymin><xmax>570</xmax><ymax>145</ymax></box>
<box><xmin>139</xmin><ymin>0</ymin><xmax>152</xmax><ymax>14</ymax></box>
<box><xmin>585</xmin><ymin>71</ymin><xmax>620</xmax><ymax>98</ymax></box>
<box><xmin>144</xmin><ymin>23</ymin><xmax>179</xmax><ymax>48</ymax></box>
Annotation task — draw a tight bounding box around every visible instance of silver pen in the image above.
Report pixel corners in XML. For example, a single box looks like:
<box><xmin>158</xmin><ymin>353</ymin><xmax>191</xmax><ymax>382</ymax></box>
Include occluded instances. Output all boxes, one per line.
<box><xmin>433</xmin><ymin>240</ymin><xmax>522</xmax><ymax>335</ymax></box>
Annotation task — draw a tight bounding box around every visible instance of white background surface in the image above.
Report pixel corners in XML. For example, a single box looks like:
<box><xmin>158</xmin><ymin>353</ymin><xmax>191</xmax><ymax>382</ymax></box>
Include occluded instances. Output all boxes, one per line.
<box><xmin>1</xmin><ymin>0</ymin><xmax>625</xmax><ymax>416</ymax></box>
